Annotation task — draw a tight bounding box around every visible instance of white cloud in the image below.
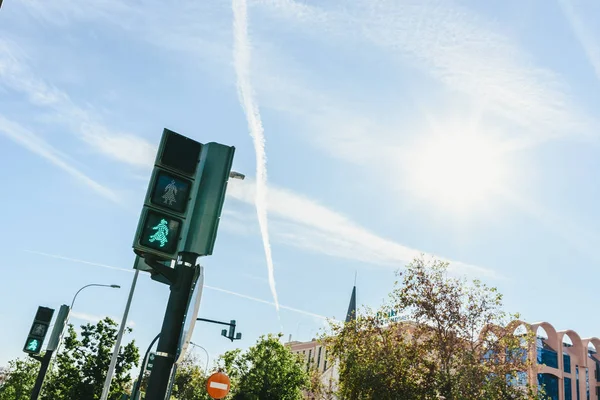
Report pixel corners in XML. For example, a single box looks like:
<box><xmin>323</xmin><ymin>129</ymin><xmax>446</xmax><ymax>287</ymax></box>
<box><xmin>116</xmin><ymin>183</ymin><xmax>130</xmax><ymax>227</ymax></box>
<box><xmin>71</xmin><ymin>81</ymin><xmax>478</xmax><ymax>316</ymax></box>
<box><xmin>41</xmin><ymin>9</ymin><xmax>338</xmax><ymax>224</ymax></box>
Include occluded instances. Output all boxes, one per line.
<box><xmin>558</xmin><ymin>0</ymin><xmax>600</xmax><ymax>82</ymax></box>
<box><xmin>205</xmin><ymin>285</ymin><xmax>329</xmax><ymax>320</ymax></box>
<box><xmin>226</xmin><ymin>179</ymin><xmax>501</xmax><ymax>279</ymax></box>
<box><xmin>69</xmin><ymin>311</ymin><xmax>105</xmax><ymax>324</ymax></box>
<box><xmin>70</xmin><ymin>311</ymin><xmax>135</xmax><ymax>328</ymax></box>
<box><xmin>25</xmin><ymin>250</ymin><xmax>330</xmax><ymax>318</ymax></box>
<box><xmin>253</xmin><ymin>0</ymin><xmax>597</xmax><ymax>146</ymax></box>
<box><xmin>0</xmin><ymin>39</ymin><xmax>155</xmax><ymax>169</ymax></box>
<box><xmin>233</xmin><ymin>0</ymin><xmax>281</xmax><ymax>313</ymax></box>
<box><xmin>0</xmin><ymin>116</ymin><xmax>120</xmax><ymax>202</ymax></box>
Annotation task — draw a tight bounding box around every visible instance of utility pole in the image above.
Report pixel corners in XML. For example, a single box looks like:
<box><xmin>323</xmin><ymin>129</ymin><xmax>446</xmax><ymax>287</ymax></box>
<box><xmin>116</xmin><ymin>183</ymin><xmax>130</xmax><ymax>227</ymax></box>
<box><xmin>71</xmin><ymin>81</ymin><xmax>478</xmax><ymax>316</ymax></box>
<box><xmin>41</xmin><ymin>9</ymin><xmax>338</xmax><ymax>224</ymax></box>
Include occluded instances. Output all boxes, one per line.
<box><xmin>100</xmin><ymin>268</ymin><xmax>140</xmax><ymax>400</ymax></box>
<box><xmin>131</xmin><ymin>129</ymin><xmax>236</xmax><ymax>398</ymax></box>
<box><xmin>29</xmin><ymin>350</ymin><xmax>52</xmax><ymax>400</ymax></box>
<box><xmin>144</xmin><ymin>253</ymin><xmax>200</xmax><ymax>400</ymax></box>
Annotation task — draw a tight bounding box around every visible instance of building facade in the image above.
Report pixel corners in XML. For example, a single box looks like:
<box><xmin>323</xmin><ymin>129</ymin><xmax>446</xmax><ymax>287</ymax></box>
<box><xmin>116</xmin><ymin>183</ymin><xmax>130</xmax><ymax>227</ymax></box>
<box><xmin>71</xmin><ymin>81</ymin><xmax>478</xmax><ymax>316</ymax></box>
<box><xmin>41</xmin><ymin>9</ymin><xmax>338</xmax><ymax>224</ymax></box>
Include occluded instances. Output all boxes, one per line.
<box><xmin>506</xmin><ymin>320</ymin><xmax>600</xmax><ymax>400</ymax></box>
<box><xmin>0</xmin><ymin>367</ymin><xmax>7</xmax><ymax>386</ymax></box>
<box><xmin>286</xmin><ymin>284</ymin><xmax>600</xmax><ymax>400</ymax></box>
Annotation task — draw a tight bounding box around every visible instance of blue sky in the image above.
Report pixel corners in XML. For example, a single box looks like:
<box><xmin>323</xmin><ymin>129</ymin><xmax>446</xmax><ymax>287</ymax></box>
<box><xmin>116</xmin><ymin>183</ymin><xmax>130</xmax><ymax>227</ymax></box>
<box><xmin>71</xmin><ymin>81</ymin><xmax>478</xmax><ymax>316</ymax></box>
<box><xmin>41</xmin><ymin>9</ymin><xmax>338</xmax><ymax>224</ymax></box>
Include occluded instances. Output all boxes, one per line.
<box><xmin>2</xmin><ymin>0</ymin><xmax>600</xmax><ymax>371</ymax></box>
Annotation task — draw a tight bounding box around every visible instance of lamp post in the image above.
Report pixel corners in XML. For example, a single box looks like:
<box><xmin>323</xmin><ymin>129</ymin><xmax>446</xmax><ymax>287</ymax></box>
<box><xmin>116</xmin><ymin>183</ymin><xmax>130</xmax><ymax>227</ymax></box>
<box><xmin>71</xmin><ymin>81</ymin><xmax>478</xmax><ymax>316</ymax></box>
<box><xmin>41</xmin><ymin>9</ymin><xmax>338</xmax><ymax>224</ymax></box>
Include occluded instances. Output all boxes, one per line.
<box><xmin>71</xmin><ymin>284</ymin><xmax>121</xmax><ymax>309</ymax></box>
<box><xmin>189</xmin><ymin>341</ymin><xmax>210</xmax><ymax>373</ymax></box>
<box><xmin>56</xmin><ymin>283</ymin><xmax>121</xmax><ymax>355</ymax></box>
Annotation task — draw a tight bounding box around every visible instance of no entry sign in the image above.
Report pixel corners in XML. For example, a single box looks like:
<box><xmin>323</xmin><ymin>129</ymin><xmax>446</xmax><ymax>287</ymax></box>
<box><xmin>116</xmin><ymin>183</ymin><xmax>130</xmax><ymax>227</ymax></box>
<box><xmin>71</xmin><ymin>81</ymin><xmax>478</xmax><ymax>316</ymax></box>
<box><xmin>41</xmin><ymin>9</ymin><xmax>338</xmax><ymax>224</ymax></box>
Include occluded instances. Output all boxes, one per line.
<box><xmin>206</xmin><ymin>371</ymin><xmax>230</xmax><ymax>399</ymax></box>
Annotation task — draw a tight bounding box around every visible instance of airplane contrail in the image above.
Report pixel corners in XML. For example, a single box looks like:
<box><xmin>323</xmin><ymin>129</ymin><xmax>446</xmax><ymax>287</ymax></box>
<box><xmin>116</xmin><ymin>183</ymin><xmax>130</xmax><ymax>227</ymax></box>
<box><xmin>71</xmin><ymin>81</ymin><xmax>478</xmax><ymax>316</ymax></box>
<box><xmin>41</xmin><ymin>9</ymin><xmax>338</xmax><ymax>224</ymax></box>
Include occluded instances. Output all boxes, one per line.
<box><xmin>232</xmin><ymin>0</ymin><xmax>280</xmax><ymax>314</ymax></box>
<box><xmin>25</xmin><ymin>251</ymin><xmax>317</xmax><ymax>318</ymax></box>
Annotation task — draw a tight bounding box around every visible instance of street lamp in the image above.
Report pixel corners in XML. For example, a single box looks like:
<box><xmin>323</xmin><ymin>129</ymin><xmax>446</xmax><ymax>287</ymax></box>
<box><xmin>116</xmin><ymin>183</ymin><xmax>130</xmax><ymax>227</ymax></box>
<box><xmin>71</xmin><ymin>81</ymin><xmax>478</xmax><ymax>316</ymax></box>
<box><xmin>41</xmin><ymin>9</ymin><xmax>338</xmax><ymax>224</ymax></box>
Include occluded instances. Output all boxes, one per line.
<box><xmin>189</xmin><ymin>341</ymin><xmax>210</xmax><ymax>373</ymax></box>
<box><xmin>70</xmin><ymin>283</ymin><xmax>121</xmax><ymax>310</ymax></box>
<box><xmin>56</xmin><ymin>283</ymin><xmax>121</xmax><ymax>354</ymax></box>
<box><xmin>229</xmin><ymin>171</ymin><xmax>245</xmax><ymax>180</ymax></box>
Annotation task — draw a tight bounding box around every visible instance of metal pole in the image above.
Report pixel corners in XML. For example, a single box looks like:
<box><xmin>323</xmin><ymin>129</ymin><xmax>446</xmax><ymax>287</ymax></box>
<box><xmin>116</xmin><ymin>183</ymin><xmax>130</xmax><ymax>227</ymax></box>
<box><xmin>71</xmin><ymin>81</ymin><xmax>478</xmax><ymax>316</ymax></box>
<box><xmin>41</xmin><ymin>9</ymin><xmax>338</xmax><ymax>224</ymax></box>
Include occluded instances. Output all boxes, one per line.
<box><xmin>146</xmin><ymin>252</ymin><xmax>198</xmax><ymax>400</ymax></box>
<box><xmin>131</xmin><ymin>333</ymin><xmax>161</xmax><ymax>400</ymax></box>
<box><xmin>165</xmin><ymin>364</ymin><xmax>178</xmax><ymax>400</ymax></box>
<box><xmin>29</xmin><ymin>350</ymin><xmax>53</xmax><ymax>400</ymax></box>
<box><xmin>100</xmin><ymin>269</ymin><xmax>139</xmax><ymax>400</ymax></box>
<box><xmin>190</xmin><ymin>342</ymin><xmax>210</xmax><ymax>373</ymax></box>
<box><xmin>55</xmin><ymin>284</ymin><xmax>120</xmax><ymax>357</ymax></box>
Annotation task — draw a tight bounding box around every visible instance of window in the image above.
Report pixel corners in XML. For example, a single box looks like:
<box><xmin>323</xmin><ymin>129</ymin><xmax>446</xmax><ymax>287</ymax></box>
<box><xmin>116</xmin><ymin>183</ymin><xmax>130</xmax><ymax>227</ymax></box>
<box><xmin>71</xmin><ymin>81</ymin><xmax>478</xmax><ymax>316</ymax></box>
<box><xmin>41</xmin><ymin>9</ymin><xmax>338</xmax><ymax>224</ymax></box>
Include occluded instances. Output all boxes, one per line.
<box><xmin>564</xmin><ymin>353</ymin><xmax>572</xmax><ymax>373</ymax></box>
<box><xmin>538</xmin><ymin>374</ymin><xmax>559</xmax><ymax>400</ymax></box>
<box><xmin>577</xmin><ymin>366</ymin><xmax>580</xmax><ymax>400</ymax></box>
<box><xmin>586</xmin><ymin>368</ymin><xmax>590</xmax><ymax>400</ymax></box>
<box><xmin>537</xmin><ymin>339</ymin><xmax>558</xmax><ymax>369</ymax></box>
<box><xmin>307</xmin><ymin>349</ymin><xmax>312</xmax><ymax>371</ymax></box>
<box><xmin>324</xmin><ymin>349</ymin><xmax>328</xmax><ymax>371</ymax></box>
<box><xmin>317</xmin><ymin>347</ymin><xmax>322</xmax><ymax>370</ymax></box>
<box><xmin>565</xmin><ymin>377</ymin><xmax>572</xmax><ymax>400</ymax></box>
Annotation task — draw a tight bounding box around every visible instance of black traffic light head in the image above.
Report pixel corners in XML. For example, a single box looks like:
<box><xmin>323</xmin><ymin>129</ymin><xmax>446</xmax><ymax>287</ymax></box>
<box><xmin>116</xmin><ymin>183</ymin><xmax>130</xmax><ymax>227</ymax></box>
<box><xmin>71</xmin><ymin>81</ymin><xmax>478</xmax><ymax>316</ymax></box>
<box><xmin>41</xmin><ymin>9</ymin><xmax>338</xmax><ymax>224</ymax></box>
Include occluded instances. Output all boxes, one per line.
<box><xmin>23</xmin><ymin>306</ymin><xmax>54</xmax><ymax>355</ymax></box>
<box><xmin>133</xmin><ymin>129</ymin><xmax>203</xmax><ymax>261</ymax></box>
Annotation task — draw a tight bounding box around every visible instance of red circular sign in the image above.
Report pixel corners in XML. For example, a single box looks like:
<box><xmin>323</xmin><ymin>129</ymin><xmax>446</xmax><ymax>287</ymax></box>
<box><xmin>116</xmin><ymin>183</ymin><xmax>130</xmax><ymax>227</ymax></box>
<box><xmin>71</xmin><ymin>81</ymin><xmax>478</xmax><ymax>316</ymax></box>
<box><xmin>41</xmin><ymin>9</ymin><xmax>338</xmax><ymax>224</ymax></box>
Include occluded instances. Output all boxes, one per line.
<box><xmin>206</xmin><ymin>371</ymin><xmax>231</xmax><ymax>399</ymax></box>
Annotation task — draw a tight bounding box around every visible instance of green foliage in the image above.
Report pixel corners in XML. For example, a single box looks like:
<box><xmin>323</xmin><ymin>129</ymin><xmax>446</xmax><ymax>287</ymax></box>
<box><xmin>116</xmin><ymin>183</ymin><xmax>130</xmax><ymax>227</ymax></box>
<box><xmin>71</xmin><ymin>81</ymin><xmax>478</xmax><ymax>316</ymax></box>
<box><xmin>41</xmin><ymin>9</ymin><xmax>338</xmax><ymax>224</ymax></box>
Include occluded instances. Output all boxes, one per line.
<box><xmin>327</xmin><ymin>256</ymin><xmax>541</xmax><ymax>400</ymax></box>
<box><xmin>217</xmin><ymin>334</ymin><xmax>309</xmax><ymax>400</ymax></box>
<box><xmin>0</xmin><ymin>357</ymin><xmax>39</xmax><ymax>400</ymax></box>
<box><xmin>42</xmin><ymin>317</ymin><xmax>139</xmax><ymax>400</ymax></box>
<box><xmin>170</xmin><ymin>352</ymin><xmax>211</xmax><ymax>400</ymax></box>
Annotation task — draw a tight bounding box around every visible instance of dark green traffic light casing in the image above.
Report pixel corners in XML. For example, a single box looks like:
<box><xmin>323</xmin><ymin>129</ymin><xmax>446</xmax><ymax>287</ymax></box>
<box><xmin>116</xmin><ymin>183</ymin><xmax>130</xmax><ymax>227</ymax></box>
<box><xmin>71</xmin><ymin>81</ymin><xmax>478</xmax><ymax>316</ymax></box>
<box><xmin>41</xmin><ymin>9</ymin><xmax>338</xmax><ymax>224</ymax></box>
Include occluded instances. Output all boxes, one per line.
<box><xmin>133</xmin><ymin>129</ymin><xmax>235</xmax><ymax>261</ymax></box>
<box><xmin>133</xmin><ymin>129</ymin><xmax>202</xmax><ymax>261</ymax></box>
<box><xmin>23</xmin><ymin>306</ymin><xmax>54</xmax><ymax>355</ymax></box>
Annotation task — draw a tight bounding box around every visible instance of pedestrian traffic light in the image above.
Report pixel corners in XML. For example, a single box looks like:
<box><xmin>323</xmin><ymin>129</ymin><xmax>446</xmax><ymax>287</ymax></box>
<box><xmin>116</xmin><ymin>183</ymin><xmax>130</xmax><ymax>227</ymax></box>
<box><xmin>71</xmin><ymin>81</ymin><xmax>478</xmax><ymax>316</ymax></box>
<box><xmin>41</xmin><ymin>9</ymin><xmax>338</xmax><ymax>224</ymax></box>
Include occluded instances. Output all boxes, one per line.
<box><xmin>23</xmin><ymin>306</ymin><xmax>54</xmax><ymax>355</ymax></box>
<box><xmin>133</xmin><ymin>129</ymin><xmax>203</xmax><ymax>261</ymax></box>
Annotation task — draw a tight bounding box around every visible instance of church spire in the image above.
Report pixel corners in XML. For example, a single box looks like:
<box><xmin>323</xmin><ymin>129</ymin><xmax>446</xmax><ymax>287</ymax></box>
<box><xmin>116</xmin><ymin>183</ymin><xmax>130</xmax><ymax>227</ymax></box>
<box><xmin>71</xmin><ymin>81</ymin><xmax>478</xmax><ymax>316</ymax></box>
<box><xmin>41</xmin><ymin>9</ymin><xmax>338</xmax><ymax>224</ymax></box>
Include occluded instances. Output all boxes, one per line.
<box><xmin>345</xmin><ymin>284</ymin><xmax>357</xmax><ymax>323</ymax></box>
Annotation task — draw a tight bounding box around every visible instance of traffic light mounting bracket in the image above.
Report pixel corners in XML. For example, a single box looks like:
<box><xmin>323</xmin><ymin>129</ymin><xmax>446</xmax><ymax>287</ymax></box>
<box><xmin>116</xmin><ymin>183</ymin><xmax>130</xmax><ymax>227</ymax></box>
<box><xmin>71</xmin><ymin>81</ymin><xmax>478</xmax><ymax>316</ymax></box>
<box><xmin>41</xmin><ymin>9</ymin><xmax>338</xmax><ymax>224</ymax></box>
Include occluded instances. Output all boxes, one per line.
<box><xmin>196</xmin><ymin>318</ymin><xmax>242</xmax><ymax>342</ymax></box>
<box><xmin>143</xmin><ymin>255</ymin><xmax>177</xmax><ymax>285</ymax></box>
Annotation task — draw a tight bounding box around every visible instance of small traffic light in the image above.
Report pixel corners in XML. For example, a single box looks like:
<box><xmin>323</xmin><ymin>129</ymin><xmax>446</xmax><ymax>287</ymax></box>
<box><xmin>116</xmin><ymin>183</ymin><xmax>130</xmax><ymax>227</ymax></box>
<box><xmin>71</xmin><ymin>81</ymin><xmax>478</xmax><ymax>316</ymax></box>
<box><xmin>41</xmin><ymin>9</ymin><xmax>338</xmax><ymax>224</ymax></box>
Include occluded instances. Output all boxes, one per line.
<box><xmin>228</xmin><ymin>320</ymin><xmax>235</xmax><ymax>339</ymax></box>
<box><xmin>133</xmin><ymin>129</ymin><xmax>203</xmax><ymax>260</ymax></box>
<box><xmin>23</xmin><ymin>306</ymin><xmax>54</xmax><ymax>355</ymax></box>
<box><xmin>220</xmin><ymin>320</ymin><xmax>242</xmax><ymax>342</ymax></box>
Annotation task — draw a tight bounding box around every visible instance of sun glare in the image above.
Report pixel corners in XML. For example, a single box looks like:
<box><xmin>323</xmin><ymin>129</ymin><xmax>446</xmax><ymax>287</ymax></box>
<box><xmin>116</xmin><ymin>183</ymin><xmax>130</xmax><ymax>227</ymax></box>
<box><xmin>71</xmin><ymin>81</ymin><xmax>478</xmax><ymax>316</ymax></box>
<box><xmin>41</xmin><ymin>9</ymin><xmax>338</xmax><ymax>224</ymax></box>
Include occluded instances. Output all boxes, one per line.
<box><xmin>406</xmin><ymin>132</ymin><xmax>510</xmax><ymax>213</ymax></box>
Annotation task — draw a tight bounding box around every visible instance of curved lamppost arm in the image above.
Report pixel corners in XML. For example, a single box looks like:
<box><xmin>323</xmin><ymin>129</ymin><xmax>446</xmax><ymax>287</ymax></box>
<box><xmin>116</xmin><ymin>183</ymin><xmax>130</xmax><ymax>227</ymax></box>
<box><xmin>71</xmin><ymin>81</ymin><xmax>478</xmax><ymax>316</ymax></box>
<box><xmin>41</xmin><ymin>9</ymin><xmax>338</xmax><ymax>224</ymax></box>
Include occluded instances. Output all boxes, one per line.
<box><xmin>55</xmin><ymin>283</ymin><xmax>121</xmax><ymax>355</ymax></box>
<box><xmin>190</xmin><ymin>341</ymin><xmax>210</xmax><ymax>373</ymax></box>
<box><xmin>70</xmin><ymin>284</ymin><xmax>120</xmax><ymax>310</ymax></box>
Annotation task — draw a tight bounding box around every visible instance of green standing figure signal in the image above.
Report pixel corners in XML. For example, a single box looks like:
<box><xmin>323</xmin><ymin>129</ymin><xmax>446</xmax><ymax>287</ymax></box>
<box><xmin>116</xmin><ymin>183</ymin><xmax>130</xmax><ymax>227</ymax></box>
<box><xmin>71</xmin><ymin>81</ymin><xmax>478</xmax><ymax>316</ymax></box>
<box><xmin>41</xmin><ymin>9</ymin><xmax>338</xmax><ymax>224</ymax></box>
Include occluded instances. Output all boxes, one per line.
<box><xmin>162</xmin><ymin>180</ymin><xmax>178</xmax><ymax>205</ymax></box>
<box><xmin>149</xmin><ymin>219</ymin><xmax>170</xmax><ymax>247</ymax></box>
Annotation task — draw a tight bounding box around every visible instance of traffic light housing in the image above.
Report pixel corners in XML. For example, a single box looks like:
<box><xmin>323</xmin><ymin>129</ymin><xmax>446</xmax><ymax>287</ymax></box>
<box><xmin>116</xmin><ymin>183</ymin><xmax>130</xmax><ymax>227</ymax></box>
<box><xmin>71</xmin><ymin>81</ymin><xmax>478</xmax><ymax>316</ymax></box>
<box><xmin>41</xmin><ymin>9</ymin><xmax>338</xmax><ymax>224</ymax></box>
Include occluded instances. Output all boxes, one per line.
<box><xmin>181</xmin><ymin>142</ymin><xmax>235</xmax><ymax>256</ymax></box>
<box><xmin>23</xmin><ymin>306</ymin><xmax>54</xmax><ymax>354</ymax></box>
<box><xmin>133</xmin><ymin>129</ymin><xmax>202</xmax><ymax>260</ymax></box>
<box><xmin>220</xmin><ymin>320</ymin><xmax>242</xmax><ymax>342</ymax></box>
<box><xmin>133</xmin><ymin>129</ymin><xmax>236</xmax><ymax>261</ymax></box>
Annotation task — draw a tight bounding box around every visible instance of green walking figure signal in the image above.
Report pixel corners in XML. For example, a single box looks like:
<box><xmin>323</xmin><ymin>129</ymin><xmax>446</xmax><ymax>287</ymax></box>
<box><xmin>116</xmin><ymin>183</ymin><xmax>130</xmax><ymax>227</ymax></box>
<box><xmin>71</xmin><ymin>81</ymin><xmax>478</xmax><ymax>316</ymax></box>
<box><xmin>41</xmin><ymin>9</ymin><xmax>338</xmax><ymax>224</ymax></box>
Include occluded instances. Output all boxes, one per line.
<box><xmin>26</xmin><ymin>339</ymin><xmax>40</xmax><ymax>352</ymax></box>
<box><xmin>149</xmin><ymin>219</ymin><xmax>170</xmax><ymax>247</ymax></box>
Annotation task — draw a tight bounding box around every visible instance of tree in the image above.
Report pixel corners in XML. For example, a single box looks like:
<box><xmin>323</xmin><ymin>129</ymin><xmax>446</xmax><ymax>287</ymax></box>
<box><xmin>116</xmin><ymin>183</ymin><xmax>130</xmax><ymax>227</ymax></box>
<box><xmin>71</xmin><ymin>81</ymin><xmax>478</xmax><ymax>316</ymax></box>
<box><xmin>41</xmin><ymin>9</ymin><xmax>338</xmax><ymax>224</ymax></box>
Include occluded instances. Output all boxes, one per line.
<box><xmin>0</xmin><ymin>357</ymin><xmax>39</xmax><ymax>400</ymax></box>
<box><xmin>217</xmin><ymin>334</ymin><xmax>309</xmax><ymax>400</ymax></box>
<box><xmin>170</xmin><ymin>352</ymin><xmax>211</xmax><ymax>400</ymax></box>
<box><xmin>42</xmin><ymin>317</ymin><xmax>139</xmax><ymax>400</ymax></box>
<box><xmin>327</xmin><ymin>256</ymin><xmax>540</xmax><ymax>400</ymax></box>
